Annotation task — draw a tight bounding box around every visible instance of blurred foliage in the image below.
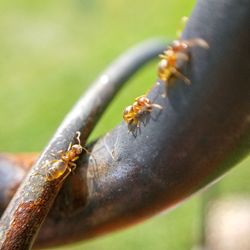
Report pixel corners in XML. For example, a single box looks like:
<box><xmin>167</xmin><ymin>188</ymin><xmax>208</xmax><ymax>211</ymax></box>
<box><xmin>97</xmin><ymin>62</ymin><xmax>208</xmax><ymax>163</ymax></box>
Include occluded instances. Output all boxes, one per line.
<box><xmin>0</xmin><ymin>0</ymin><xmax>195</xmax><ymax>151</ymax></box>
<box><xmin>0</xmin><ymin>1</ymin><xmax>249</xmax><ymax>249</ymax></box>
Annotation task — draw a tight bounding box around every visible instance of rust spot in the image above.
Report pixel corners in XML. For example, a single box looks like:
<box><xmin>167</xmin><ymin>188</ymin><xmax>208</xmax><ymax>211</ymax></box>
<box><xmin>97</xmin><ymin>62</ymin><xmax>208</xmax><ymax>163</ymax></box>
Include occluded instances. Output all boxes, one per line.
<box><xmin>6</xmin><ymin>153</ymin><xmax>38</xmax><ymax>171</ymax></box>
<box><xmin>1</xmin><ymin>199</ymin><xmax>46</xmax><ymax>250</ymax></box>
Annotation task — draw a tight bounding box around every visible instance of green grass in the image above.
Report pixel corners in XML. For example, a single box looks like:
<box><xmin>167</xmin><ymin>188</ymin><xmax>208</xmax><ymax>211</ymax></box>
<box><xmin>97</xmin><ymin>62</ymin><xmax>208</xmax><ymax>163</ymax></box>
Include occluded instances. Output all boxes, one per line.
<box><xmin>0</xmin><ymin>0</ymin><xmax>195</xmax><ymax>151</ymax></box>
<box><xmin>0</xmin><ymin>1</ymin><xmax>249</xmax><ymax>249</ymax></box>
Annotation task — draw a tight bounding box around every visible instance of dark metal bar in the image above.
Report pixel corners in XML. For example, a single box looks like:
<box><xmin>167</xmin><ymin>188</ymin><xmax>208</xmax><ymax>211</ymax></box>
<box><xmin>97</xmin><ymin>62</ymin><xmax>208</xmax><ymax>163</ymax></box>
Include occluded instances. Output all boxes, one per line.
<box><xmin>1</xmin><ymin>0</ymin><xmax>250</xmax><ymax>247</ymax></box>
<box><xmin>35</xmin><ymin>0</ymin><xmax>250</xmax><ymax>247</ymax></box>
<box><xmin>0</xmin><ymin>39</ymin><xmax>166</xmax><ymax>250</ymax></box>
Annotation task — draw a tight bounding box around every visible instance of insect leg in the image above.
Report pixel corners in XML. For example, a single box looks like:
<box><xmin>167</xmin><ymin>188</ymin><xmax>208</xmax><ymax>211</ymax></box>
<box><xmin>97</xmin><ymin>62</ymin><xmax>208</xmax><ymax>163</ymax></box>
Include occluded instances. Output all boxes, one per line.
<box><xmin>68</xmin><ymin>162</ymin><xmax>77</xmax><ymax>172</ymax></box>
<box><xmin>171</xmin><ymin>67</ymin><xmax>191</xmax><ymax>85</ymax></box>
<box><xmin>67</xmin><ymin>142</ymin><xmax>72</xmax><ymax>151</ymax></box>
<box><xmin>176</xmin><ymin>52</ymin><xmax>189</xmax><ymax>62</ymax></box>
<box><xmin>151</xmin><ymin>103</ymin><xmax>163</xmax><ymax>110</ymax></box>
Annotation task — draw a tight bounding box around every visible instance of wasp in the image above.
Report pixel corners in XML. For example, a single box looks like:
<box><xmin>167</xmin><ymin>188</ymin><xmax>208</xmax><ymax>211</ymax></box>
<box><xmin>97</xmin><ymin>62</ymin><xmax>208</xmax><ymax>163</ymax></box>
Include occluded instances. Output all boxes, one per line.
<box><xmin>123</xmin><ymin>95</ymin><xmax>162</xmax><ymax>130</ymax></box>
<box><xmin>158</xmin><ymin>38</ymin><xmax>209</xmax><ymax>91</ymax></box>
<box><xmin>46</xmin><ymin>131</ymin><xmax>86</xmax><ymax>181</ymax></box>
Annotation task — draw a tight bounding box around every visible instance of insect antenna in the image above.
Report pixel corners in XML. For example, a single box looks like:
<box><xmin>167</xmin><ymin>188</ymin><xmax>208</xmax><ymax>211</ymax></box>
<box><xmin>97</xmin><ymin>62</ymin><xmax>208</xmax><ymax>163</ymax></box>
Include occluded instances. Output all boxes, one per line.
<box><xmin>76</xmin><ymin>131</ymin><xmax>81</xmax><ymax>145</ymax></box>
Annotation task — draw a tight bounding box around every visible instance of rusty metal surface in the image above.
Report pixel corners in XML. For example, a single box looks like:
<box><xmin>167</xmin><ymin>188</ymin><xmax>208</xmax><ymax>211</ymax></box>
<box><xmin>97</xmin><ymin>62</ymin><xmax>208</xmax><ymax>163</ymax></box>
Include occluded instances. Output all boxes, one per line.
<box><xmin>0</xmin><ymin>40</ymin><xmax>166</xmax><ymax>250</ymax></box>
<box><xmin>36</xmin><ymin>0</ymin><xmax>250</xmax><ymax>247</ymax></box>
<box><xmin>0</xmin><ymin>0</ymin><xmax>249</xmax><ymax>248</ymax></box>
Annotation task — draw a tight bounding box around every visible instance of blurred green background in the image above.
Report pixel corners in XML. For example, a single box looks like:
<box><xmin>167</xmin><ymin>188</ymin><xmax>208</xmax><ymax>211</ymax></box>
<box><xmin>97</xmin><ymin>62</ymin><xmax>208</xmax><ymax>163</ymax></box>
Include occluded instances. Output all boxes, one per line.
<box><xmin>0</xmin><ymin>1</ymin><xmax>249</xmax><ymax>249</ymax></box>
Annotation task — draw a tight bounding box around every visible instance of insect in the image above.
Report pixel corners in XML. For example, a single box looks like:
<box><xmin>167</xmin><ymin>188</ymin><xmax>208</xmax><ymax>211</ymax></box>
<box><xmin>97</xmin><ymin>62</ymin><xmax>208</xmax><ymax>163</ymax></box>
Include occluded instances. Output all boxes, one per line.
<box><xmin>46</xmin><ymin>131</ymin><xmax>86</xmax><ymax>181</ymax></box>
<box><xmin>123</xmin><ymin>95</ymin><xmax>162</xmax><ymax>131</ymax></box>
<box><xmin>158</xmin><ymin>38</ymin><xmax>209</xmax><ymax>91</ymax></box>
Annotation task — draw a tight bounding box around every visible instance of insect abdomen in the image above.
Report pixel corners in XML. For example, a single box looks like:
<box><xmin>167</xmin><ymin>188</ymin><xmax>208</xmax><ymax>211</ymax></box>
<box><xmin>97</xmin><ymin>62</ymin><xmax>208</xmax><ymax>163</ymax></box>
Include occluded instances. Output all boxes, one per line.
<box><xmin>46</xmin><ymin>160</ymin><xmax>67</xmax><ymax>181</ymax></box>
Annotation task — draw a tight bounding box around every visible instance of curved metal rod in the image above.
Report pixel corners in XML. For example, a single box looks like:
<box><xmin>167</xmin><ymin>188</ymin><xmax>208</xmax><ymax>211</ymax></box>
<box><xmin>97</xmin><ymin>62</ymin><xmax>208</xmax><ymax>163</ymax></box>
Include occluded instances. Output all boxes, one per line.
<box><xmin>36</xmin><ymin>0</ymin><xmax>250</xmax><ymax>247</ymax></box>
<box><xmin>0</xmin><ymin>39</ymin><xmax>166</xmax><ymax>250</ymax></box>
<box><xmin>1</xmin><ymin>0</ymin><xmax>250</xmax><ymax>248</ymax></box>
